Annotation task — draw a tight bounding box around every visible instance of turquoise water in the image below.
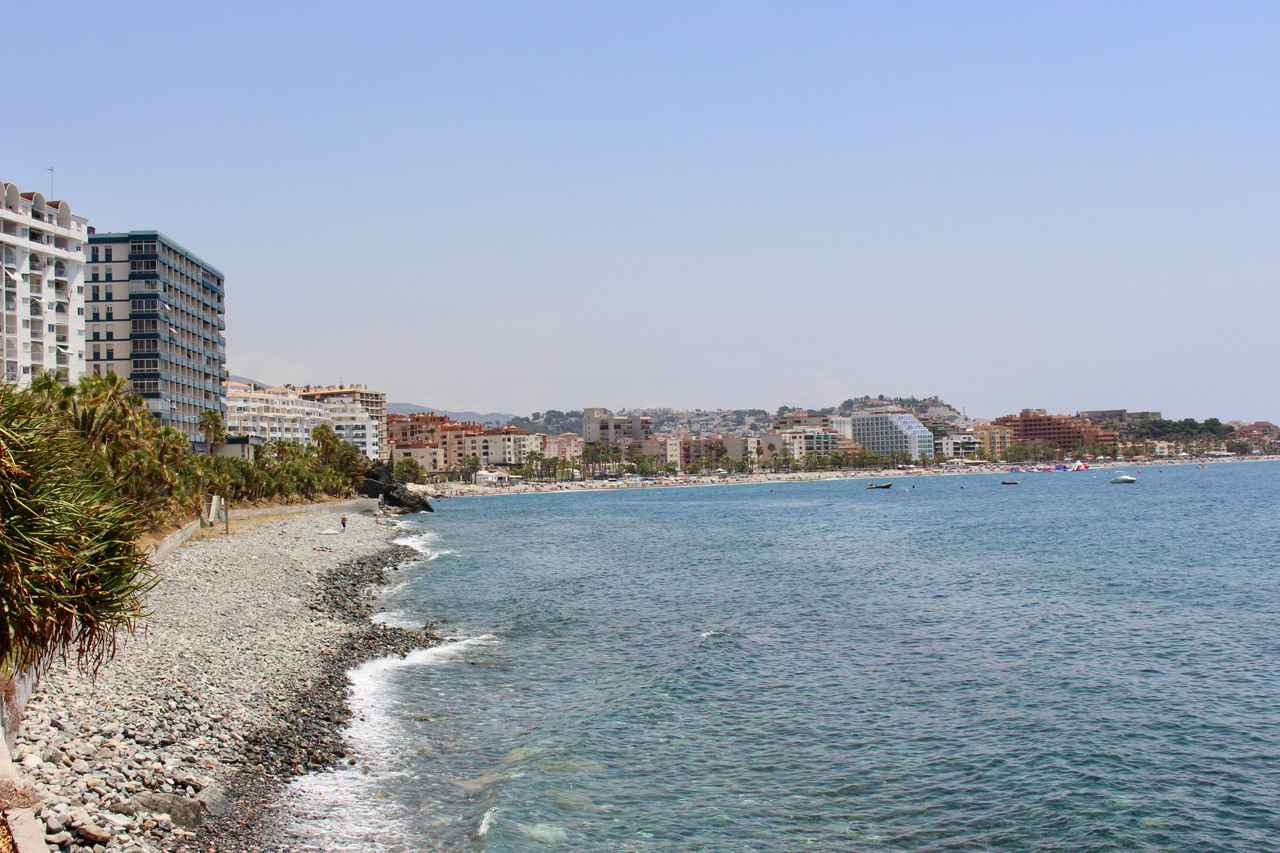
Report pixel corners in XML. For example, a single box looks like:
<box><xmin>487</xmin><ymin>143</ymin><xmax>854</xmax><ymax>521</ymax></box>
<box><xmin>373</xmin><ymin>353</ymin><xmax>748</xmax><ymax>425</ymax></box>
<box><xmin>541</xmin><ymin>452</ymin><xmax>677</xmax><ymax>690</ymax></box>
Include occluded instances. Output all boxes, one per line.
<box><xmin>289</xmin><ymin>462</ymin><xmax>1280</xmax><ymax>852</ymax></box>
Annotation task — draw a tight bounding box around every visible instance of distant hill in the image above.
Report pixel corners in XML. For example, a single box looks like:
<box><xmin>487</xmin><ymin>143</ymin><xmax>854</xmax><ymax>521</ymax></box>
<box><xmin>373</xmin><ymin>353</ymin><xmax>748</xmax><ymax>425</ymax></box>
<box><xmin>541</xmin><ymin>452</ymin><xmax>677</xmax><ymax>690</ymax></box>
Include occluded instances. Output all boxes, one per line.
<box><xmin>228</xmin><ymin>374</ymin><xmax>274</xmax><ymax>389</ymax></box>
<box><xmin>387</xmin><ymin>402</ymin><xmax>514</xmax><ymax>425</ymax></box>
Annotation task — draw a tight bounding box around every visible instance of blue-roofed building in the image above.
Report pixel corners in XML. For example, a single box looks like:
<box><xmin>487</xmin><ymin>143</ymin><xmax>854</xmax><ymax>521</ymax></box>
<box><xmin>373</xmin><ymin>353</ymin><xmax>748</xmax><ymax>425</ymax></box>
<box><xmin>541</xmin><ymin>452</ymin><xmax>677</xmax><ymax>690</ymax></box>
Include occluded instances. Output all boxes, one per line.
<box><xmin>86</xmin><ymin>230</ymin><xmax>227</xmax><ymax>451</ymax></box>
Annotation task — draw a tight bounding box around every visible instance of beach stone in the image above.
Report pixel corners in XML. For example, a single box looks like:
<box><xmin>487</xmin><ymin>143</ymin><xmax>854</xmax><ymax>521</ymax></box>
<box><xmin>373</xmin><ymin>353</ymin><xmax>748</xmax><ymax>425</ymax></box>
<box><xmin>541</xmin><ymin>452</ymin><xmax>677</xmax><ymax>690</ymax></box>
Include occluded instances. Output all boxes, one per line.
<box><xmin>78</xmin><ymin>822</ymin><xmax>113</xmax><ymax>844</ymax></box>
<box><xmin>133</xmin><ymin>791</ymin><xmax>203</xmax><ymax>827</ymax></box>
<box><xmin>196</xmin><ymin>785</ymin><xmax>231</xmax><ymax>816</ymax></box>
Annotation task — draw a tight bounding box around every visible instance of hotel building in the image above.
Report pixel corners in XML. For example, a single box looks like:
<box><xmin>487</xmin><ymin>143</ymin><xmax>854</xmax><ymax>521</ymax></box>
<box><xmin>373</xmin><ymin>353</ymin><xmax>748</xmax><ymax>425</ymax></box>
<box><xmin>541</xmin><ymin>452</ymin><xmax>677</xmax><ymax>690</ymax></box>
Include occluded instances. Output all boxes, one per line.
<box><xmin>993</xmin><ymin>409</ymin><xmax>1120</xmax><ymax>449</ymax></box>
<box><xmin>225</xmin><ymin>382</ymin><xmax>333</xmax><ymax>445</ymax></box>
<box><xmin>2</xmin><ymin>181</ymin><xmax>89</xmax><ymax>386</ymax></box>
<box><xmin>584</xmin><ymin>407</ymin><xmax>655</xmax><ymax>446</ymax></box>
<box><xmin>327</xmin><ymin>396</ymin><xmax>381</xmax><ymax>460</ymax></box>
<box><xmin>86</xmin><ymin>231</ymin><xmax>227</xmax><ymax>449</ymax></box>
<box><xmin>298</xmin><ymin>385</ymin><xmax>389</xmax><ymax>461</ymax></box>
<box><xmin>846</xmin><ymin>409</ymin><xmax>936</xmax><ymax>460</ymax></box>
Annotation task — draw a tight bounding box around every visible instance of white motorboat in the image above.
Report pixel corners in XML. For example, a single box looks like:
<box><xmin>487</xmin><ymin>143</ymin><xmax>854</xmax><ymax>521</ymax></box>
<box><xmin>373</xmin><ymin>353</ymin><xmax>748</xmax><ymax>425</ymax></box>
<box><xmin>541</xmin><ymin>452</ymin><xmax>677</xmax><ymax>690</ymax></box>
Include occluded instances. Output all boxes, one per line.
<box><xmin>1110</xmin><ymin>474</ymin><xmax>1137</xmax><ymax>484</ymax></box>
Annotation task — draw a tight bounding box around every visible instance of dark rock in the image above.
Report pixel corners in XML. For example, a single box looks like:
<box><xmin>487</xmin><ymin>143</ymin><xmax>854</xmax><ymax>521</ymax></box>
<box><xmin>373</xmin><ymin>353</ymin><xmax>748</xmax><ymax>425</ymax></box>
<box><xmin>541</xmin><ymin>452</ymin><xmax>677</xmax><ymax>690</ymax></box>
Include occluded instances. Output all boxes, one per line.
<box><xmin>359</xmin><ymin>464</ymin><xmax>434</xmax><ymax>512</ymax></box>
<box><xmin>384</xmin><ymin>484</ymin><xmax>433</xmax><ymax>513</ymax></box>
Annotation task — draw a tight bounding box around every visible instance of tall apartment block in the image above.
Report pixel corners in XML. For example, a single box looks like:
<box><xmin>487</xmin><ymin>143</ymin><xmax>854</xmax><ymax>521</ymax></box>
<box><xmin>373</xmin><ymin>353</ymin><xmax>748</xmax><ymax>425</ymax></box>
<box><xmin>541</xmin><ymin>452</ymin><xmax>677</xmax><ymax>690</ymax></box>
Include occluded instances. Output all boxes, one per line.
<box><xmin>86</xmin><ymin>231</ymin><xmax>227</xmax><ymax>449</ymax></box>
<box><xmin>2</xmin><ymin>181</ymin><xmax>89</xmax><ymax>385</ymax></box>
<box><xmin>296</xmin><ymin>385</ymin><xmax>389</xmax><ymax>461</ymax></box>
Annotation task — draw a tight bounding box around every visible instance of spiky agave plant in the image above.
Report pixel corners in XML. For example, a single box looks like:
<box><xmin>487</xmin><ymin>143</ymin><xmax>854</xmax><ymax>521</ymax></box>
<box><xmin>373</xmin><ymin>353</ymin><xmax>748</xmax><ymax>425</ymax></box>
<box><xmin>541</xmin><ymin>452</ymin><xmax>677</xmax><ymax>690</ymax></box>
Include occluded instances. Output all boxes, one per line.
<box><xmin>0</xmin><ymin>383</ymin><xmax>156</xmax><ymax>675</ymax></box>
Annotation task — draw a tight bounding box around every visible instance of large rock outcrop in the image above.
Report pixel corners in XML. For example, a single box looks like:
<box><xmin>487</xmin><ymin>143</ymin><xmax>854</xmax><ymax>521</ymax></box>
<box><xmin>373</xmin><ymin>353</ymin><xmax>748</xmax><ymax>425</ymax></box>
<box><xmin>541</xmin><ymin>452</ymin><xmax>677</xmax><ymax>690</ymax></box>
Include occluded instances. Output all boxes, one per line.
<box><xmin>359</xmin><ymin>464</ymin><xmax>434</xmax><ymax>512</ymax></box>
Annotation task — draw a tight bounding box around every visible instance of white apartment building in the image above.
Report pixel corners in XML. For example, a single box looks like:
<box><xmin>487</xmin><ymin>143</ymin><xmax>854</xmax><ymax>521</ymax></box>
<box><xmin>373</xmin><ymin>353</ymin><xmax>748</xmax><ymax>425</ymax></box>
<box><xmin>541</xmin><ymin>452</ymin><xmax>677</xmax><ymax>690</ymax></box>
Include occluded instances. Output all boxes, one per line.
<box><xmin>2</xmin><ymin>182</ymin><xmax>89</xmax><ymax>386</ymax></box>
<box><xmin>760</xmin><ymin>430</ymin><xmax>842</xmax><ymax>461</ymax></box>
<box><xmin>328</xmin><ymin>396</ymin><xmax>380</xmax><ymax>460</ymax></box>
<box><xmin>847</xmin><ymin>409</ymin><xmax>936</xmax><ymax>460</ymax></box>
<box><xmin>460</xmin><ymin>430</ymin><xmax>534</xmax><ymax>466</ymax></box>
<box><xmin>584</xmin><ymin>407</ymin><xmax>655</xmax><ymax>446</ymax></box>
<box><xmin>939</xmin><ymin>433</ymin><xmax>981</xmax><ymax>459</ymax></box>
<box><xmin>225</xmin><ymin>382</ymin><xmax>333</xmax><ymax>445</ymax></box>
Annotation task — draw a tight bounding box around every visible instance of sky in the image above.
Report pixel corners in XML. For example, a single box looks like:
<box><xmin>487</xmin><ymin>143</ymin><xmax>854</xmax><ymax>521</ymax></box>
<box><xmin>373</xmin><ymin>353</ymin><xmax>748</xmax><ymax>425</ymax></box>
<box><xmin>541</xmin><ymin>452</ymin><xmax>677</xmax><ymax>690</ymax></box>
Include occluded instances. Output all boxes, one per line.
<box><xmin>5</xmin><ymin>1</ymin><xmax>1278</xmax><ymax>421</ymax></box>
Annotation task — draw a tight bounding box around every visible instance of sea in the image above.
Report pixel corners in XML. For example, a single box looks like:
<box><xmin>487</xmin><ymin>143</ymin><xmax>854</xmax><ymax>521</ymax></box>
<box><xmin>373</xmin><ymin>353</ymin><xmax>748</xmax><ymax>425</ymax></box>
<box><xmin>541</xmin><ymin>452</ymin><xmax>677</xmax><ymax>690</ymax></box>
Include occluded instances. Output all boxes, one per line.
<box><xmin>283</xmin><ymin>461</ymin><xmax>1280</xmax><ymax>852</ymax></box>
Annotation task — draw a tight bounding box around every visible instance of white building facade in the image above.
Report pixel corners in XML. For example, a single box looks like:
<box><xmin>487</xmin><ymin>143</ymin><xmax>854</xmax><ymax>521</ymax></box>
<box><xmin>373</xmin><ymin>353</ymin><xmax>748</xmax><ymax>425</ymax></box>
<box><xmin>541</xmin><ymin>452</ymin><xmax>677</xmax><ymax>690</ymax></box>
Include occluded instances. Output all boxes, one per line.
<box><xmin>2</xmin><ymin>182</ymin><xmax>89</xmax><ymax>386</ymax></box>
<box><xmin>328</xmin><ymin>397</ymin><xmax>380</xmax><ymax>460</ymax></box>
<box><xmin>847</xmin><ymin>410</ymin><xmax>936</xmax><ymax>460</ymax></box>
<box><xmin>225</xmin><ymin>382</ymin><xmax>333</xmax><ymax>445</ymax></box>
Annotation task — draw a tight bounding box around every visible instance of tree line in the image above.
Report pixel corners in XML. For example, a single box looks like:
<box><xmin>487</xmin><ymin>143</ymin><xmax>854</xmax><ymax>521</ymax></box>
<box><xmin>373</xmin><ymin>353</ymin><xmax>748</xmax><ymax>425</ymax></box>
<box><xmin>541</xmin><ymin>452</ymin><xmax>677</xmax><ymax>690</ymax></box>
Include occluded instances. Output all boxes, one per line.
<box><xmin>1</xmin><ymin>374</ymin><xmax>371</xmax><ymax>674</ymax></box>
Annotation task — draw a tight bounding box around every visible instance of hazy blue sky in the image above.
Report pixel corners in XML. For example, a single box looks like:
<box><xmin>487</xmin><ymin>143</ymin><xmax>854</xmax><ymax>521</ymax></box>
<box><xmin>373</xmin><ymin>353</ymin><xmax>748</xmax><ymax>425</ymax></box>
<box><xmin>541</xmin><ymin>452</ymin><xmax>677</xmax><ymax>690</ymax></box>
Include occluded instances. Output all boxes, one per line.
<box><xmin>6</xmin><ymin>2</ymin><xmax>1278</xmax><ymax>420</ymax></box>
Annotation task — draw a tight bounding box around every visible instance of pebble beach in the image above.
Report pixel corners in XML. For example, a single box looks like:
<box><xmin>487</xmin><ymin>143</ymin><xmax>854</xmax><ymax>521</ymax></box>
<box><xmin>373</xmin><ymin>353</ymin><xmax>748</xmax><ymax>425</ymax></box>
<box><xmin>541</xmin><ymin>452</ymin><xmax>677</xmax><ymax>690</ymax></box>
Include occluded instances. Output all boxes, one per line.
<box><xmin>8</xmin><ymin>510</ymin><xmax>441</xmax><ymax>853</ymax></box>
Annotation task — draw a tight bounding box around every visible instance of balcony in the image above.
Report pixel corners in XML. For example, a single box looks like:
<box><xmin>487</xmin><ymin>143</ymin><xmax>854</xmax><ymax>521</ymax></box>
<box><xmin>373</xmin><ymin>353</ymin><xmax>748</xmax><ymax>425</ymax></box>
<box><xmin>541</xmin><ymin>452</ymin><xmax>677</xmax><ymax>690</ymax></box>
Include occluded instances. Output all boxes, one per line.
<box><xmin>55</xmin><ymin>334</ymin><xmax>67</xmax><ymax>344</ymax></box>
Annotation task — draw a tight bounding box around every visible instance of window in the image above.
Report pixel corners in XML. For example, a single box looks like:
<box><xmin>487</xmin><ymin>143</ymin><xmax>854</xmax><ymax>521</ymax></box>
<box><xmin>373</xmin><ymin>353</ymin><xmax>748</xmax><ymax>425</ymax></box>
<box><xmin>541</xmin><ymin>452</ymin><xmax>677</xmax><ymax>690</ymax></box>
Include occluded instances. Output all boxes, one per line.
<box><xmin>91</xmin><ymin>309</ymin><xmax>100</xmax><ymax>321</ymax></box>
<box><xmin>104</xmin><ymin>288</ymin><xmax>112</xmax><ymax>301</ymax></box>
<box><xmin>90</xmin><ymin>247</ymin><xmax>99</xmax><ymax>262</ymax></box>
<box><xmin>92</xmin><ymin>328</ymin><xmax>100</xmax><ymax>340</ymax></box>
<box><xmin>105</xmin><ymin>328</ymin><xmax>113</xmax><ymax>340</ymax></box>
<box><xmin>133</xmin><ymin>359</ymin><xmax>158</xmax><ymax>371</ymax></box>
<box><xmin>91</xmin><ymin>272</ymin><xmax>99</xmax><ymax>282</ymax></box>
<box><xmin>129</xmin><ymin>241</ymin><xmax>157</xmax><ymax>255</ymax></box>
<box><xmin>77</xmin><ymin>307</ymin><xmax>84</xmax><ymax>316</ymax></box>
<box><xmin>92</xmin><ymin>345</ymin><xmax>100</xmax><ymax>360</ymax></box>
<box><xmin>130</xmin><ymin>260</ymin><xmax>157</xmax><ymax>272</ymax></box>
<box><xmin>93</xmin><ymin>364</ymin><xmax>101</xmax><ymax>375</ymax></box>
<box><xmin>104</xmin><ymin>248</ymin><xmax>112</xmax><ymax>262</ymax></box>
<box><xmin>134</xmin><ymin>339</ymin><xmax>159</xmax><ymax>353</ymax></box>
<box><xmin>105</xmin><ymin>307</ymin><xmax>113</xmax><ymax>320</ymax></box>
<box><xmin>105</xmin><ymin>346</ymin><xmax>114</xmax><ymax>360</ymax></box>
<box><xmin>131</xmin><ymin>298</ymin><xmax>158</xmax><ymax>311</ymax></box>
<box><xmin>131</xmin><ymin>319</ymin><xmax>159</xmax><ymax>334</ymax></box>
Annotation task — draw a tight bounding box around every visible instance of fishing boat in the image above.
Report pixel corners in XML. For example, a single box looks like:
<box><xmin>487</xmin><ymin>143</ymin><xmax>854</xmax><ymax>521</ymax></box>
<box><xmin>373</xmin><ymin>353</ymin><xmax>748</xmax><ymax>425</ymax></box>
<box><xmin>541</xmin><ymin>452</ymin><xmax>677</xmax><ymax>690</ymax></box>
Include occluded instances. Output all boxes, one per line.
<box><xmin>866</xmin><ymin>482</ymin><xmax>892</xmax><ymax>489</ymax></box>
<box><xmin>1001</xmin><ymin>481</ymin><xmax>1018</xmax><ymax>485</ymax></box>
<box><xmin>1110</xmin><ymin>474</ymin><xmax>1137</xmax><ymax>484</ymax></box>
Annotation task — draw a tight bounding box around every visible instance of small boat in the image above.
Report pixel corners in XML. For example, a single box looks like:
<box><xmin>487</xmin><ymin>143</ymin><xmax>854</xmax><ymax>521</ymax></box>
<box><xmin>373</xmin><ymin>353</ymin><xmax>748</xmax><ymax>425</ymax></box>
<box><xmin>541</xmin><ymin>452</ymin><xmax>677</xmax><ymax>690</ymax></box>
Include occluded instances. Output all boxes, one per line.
<box><xmin>1001</xmin><ymin>481</ymin><xmax>1018</xmax><ymax>485</ymax></box>
<box><xmin>1110</xmin><ymin>474</ymin><xmax>1137</xmax><ymax>484</ymax></box>
<box><xmin>866</xmin><ymin>482</ymin><xmax>892</xmax><ymax>489</ymax></box>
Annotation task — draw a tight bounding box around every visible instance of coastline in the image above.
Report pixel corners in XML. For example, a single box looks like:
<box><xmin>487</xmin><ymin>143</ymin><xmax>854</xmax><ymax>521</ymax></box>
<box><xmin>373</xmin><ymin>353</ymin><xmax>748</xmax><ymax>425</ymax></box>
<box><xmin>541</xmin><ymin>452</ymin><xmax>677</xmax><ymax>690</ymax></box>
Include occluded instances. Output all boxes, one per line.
<box><xmin>9</xmin><ymin>511</ymin><xmax>442</xmax><ymax>853</ymax></box>
<box><xmin>413</xmin><ymin>454</ymin><xmax>1279</xmax><ymax>499</ymax></box>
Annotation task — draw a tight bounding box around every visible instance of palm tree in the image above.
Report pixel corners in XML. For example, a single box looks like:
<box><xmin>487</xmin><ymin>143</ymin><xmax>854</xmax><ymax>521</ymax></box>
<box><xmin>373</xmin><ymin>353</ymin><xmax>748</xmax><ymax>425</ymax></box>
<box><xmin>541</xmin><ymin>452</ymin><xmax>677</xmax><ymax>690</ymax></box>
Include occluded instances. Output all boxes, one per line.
<box><xmin>0</xmin><ymin>382</ymin><xmax>155</xmax><ymax>675</ymax></box>
<box><xmin>198</xmin><ymin>409</ymin><xmax>226</xmax><ymax>456</ymax></box>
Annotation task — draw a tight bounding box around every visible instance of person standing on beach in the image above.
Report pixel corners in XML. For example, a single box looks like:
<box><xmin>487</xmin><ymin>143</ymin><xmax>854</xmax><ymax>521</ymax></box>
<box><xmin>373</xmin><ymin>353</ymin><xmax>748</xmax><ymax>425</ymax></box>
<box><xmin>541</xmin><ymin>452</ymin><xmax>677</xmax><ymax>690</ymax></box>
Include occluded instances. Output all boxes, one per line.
<box><xmin>341</xmin><ymin>515</ymin><xmax>348</xmax><ymax>533</ymax></box>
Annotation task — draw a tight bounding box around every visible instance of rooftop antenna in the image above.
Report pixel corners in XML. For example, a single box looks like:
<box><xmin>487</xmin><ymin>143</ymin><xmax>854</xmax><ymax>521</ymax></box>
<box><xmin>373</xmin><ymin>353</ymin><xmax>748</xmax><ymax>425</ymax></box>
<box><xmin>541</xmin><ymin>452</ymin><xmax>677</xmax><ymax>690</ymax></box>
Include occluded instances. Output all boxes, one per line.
<box><xmin>47</xmin><ymin>167</ymin><xmax>54</xmax><ymax>197</ymax></box>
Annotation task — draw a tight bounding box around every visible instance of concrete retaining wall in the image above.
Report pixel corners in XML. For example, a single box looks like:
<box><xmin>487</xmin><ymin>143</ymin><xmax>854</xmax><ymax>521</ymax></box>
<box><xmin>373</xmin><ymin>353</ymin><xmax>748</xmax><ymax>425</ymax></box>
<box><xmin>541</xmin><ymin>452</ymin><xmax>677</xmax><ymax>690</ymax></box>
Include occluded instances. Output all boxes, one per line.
<box><xmin>147</xmin><ymin>518</ymin><xmax>202</xmax><ymax>565</ymax></box>
<box><xmin>227</xmin><ymin>498</ymin><xmax>379</xmax><ymax>520</ymax></box>
<box><xmin>1</xmin><ymin>711</ymin><xmax>49</xmax><ymax>852</ymax></box>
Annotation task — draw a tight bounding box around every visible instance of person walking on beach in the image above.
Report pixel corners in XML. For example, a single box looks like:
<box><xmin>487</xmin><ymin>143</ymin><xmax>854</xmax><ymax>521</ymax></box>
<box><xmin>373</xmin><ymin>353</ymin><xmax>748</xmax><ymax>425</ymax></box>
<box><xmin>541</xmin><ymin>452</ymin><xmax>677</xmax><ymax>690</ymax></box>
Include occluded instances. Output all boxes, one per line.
<box><xmin>341</xmin><ymin>515</ymin><xmax>348</xmax><ymax>533</ymax></box>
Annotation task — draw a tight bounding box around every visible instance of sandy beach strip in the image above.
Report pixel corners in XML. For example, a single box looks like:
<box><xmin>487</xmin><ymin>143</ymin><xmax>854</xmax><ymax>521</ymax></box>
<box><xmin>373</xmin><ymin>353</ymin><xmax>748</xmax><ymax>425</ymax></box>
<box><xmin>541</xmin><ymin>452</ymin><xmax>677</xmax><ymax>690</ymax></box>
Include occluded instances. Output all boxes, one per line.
<box><xmin>8</xmin><ymin>510</ymin><xmax>443</xmax><ymax>853</ymax></box>
<box><xmin>412</xmin><ymin>456</ymin><xmax>1270</xmax><ymax>499</ymax></box>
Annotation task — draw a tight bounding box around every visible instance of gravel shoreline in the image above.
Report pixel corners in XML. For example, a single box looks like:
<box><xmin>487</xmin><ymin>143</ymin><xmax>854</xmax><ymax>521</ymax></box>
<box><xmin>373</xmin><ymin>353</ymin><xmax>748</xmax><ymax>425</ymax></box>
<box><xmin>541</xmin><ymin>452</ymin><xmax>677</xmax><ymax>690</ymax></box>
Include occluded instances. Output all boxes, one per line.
<box><xmin>9</xmin><ymin>510</ymin><xmax>442</xmax><ymax>853</ymax></box>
